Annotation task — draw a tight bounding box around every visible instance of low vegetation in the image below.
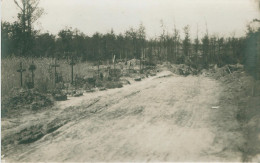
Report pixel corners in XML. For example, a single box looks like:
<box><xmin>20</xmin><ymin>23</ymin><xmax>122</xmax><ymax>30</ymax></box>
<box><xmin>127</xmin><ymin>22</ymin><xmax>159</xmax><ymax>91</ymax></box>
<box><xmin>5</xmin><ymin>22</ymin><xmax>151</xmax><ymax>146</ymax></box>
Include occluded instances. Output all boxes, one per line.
<box><xmin>1</xmin><ymin>0</ymin><xmax>260</xmax><ymax>161</ymax></box>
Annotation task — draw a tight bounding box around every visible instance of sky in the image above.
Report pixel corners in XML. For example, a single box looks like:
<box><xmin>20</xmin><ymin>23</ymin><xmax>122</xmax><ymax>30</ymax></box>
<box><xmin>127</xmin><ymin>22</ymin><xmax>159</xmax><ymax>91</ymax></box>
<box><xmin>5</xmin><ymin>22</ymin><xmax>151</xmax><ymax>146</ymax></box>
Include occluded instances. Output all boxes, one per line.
<box><xmin>1</xmin><ymin>0</ymin><xmax>259</xmax><ymax>39</ymax></box>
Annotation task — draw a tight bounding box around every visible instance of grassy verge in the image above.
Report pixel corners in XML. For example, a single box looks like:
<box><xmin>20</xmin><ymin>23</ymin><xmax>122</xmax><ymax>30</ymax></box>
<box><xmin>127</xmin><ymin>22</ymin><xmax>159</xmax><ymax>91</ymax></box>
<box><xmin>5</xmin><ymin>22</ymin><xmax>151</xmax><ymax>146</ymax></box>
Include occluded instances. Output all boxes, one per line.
<box><xmin>205</xmin><ymin>65</ymin><xmax>260</xmax><ymax>161</ymax></box>
<box><xmin>1</xmin><ymin>57</ymin><xmax>156</xmax><ymax>117</ymax></box>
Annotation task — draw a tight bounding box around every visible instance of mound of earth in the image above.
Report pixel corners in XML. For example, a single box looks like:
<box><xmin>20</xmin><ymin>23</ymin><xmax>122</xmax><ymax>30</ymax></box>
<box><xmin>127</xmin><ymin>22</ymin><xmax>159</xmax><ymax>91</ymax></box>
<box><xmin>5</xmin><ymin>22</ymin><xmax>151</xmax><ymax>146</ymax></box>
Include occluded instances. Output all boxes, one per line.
<box><xmin>167</xmin><ymin>64</ymin><xmax>199</xmax><ymax>76</ymax></box>
<box><xmin>2</xmin><ymin>89</ymin><xmax>54</xmax><ymax>117</ymax></box>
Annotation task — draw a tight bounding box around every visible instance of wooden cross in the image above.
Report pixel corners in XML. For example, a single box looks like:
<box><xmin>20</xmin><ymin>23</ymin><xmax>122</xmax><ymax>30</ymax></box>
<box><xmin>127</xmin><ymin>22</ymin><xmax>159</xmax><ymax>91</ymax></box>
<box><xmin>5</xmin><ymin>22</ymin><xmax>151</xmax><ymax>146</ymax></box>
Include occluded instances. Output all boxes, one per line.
<box><xmin>141</xmin><ymin>52</ymin><xmax>145</xmax><ymax>70</ymax></box>
<box><xmin>17</xmin><ymin>62</ymin><xmax>26</xmax><ymax>87</ymax></box>
<box><xmin>51</xmin><ymin>59</ymin><xmax>60</xmax><ymax>85</ymax></box>
<box><xmin>29</xmin><ymin>61</ymin><xmax>36</xmax><ymax>88</ymax></box>
<box><xmin>97</xmin><ymin>60</ymin><xmax>101</xmax><ymax>77</ymax></box>
<box><xmin>113</xmin><ymin>55</ymin><xmax>116</xmax><ymax>70</ymax></box>
<box><xmin>129</xmin><ymin>61</ymin><xmax>131</xmax><ymax>73</ymax></box>
<box><xmin>140</xmin><ymin>53</ymin><xmax>143</xmax><ymax>72</ymax></box>
<box><xmin>70</xmin><ymin>57</ymin><xmax>76</xmax><ymax>84</ymax></box>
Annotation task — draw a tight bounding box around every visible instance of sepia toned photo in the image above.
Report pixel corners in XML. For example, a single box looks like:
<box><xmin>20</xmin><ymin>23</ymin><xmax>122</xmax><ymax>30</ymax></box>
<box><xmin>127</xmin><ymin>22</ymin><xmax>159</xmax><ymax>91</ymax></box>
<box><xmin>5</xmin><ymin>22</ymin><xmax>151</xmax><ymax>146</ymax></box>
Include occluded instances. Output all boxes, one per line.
<box><xmin>1</xmin><ymin>0</ymin><xmax>260</xmax><ymax>162</ymax></box>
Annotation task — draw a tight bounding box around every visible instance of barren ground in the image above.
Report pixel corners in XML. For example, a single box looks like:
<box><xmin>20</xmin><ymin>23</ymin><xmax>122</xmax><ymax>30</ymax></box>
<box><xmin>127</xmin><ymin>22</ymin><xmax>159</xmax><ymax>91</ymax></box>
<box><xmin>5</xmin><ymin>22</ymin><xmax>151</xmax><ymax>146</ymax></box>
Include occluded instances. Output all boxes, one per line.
<box><xmin>2</xmin><ymin>71</ymin><xmax>245</xmax><ymax>162</ymax></box>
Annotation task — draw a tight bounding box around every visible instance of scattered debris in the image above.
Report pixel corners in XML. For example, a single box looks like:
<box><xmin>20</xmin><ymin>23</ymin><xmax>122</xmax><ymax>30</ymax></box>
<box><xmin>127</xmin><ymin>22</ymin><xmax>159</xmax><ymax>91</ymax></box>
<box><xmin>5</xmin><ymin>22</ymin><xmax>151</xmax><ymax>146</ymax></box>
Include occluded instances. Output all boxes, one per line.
<box><xmin>134</xmin><ymin>77</ymin><xmax>142</xmax><ymax>81</ymax></box>
<box><xmin>53</xmin><ymin>93</ymin><xmax>67</xmax><ymax>101</ymax></box>
<box><xmin>227</xmin><ymin>66</ymin><xmax>232</xmax><ymax>74</ymax></box>
<box><xmin>158</xmin><ymin>74</ymin><xmax>173</xmax><ymax>78</ymax></box>
<box><xmin>150</xmin><ymin>73</ymin><xmax>156</xmax><ymax>76</ymax></box>
<box><xmin>104</xmin><ymin>81</ymin><xmax>123</xmax><ymax>89</ymax></box>
<box><xmin>73</xmin><ymin>92</ymin><xmax>83</xmax><ymax>97</ymax></box>
<box><xmin>85</xmin><ymin>89</ymin><xmax>96</xmax><ymax>93</ymax></box>
<box><xmin>203</xmin><ymin>64</ymin><xmax>244</xmax><ymax>80</ymax></box>
<box><xmin>87</xmin><ymin>77</ymin><xmax>96</xmax><ymax>87</ymax></box>
<box><xmin>99</xmin><ymin>87</ymin><xmax>107</xmax><ymax>91</ymax></box>
<box><xmin>120</xmin><ymin>79</ymin><xmax>131</xmax><ymax>85</ymax></box>
<box><xmin>167</xmin><ymin>64</ymin><xmax>199</xmax><ymax>76</ymax></box>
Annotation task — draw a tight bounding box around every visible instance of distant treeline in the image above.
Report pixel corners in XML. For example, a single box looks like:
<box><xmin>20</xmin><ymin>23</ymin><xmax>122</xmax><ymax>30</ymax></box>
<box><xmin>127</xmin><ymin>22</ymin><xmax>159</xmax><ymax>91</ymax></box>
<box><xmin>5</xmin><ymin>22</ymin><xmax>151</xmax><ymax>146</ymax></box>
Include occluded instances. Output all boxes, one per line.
<box><xmin>1</xmin><ymin>21</ymin><xmax>260</xmax><ymax>71</ymax></box>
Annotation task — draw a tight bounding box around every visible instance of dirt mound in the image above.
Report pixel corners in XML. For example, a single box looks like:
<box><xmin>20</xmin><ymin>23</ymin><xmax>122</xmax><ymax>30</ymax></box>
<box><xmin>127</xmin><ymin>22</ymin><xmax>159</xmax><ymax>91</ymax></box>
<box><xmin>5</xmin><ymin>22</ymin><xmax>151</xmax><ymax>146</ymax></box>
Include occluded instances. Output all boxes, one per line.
<box><xmin>202</xmin><ymin>64</ymin><xmax>244</xmax><ymax>80</ymax></box>
<box><xmin>2</xmin><ymin>89</ymin><xmax>54</xmax><ymax>117</ymax></box>
<box><xmin>104</xmin><ymin>81</ymin><xmax>123</xmax><ymax>89</ymax></box>
<box><xmin>53</xmin><ymin>93</ymin><xmax>68</xmax><ymax>101</ymax></box>
<box><xmin>167</xmin><ymin>64</ymin><xmax>199</xmax><ymax>76</ymax></box>
<box><xmin>127</xmin><ymin>58</ymin><xmax>140</xmax><ymax>66</ymax></box>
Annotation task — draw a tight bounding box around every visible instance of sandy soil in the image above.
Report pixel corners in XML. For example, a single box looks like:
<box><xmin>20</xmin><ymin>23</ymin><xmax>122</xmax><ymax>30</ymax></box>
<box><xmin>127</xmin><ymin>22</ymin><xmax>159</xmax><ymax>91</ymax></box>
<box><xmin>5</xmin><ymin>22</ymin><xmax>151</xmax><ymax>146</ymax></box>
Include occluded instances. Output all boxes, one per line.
<box><xmin>2</xmin><ymin>71</ymin><xmax>244</xmax><ymax>162</ymax></box>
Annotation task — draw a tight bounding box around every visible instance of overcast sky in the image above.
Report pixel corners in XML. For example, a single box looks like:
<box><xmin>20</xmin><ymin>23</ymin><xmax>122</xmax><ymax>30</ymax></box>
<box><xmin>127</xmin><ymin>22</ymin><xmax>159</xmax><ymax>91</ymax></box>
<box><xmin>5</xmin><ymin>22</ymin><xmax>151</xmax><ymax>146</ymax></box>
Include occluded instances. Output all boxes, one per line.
<box><xmin>1</xmin><ymin>0</ymin><xmax>259</xmax><ymax>38</ymax></box>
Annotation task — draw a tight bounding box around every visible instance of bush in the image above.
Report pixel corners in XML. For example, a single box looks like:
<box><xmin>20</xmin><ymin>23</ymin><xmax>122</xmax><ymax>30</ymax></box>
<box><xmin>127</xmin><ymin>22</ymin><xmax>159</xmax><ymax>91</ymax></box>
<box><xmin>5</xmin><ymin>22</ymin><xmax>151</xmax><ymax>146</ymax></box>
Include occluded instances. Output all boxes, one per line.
<box><xmin>95</xmin><ymin>80</ymin><xmax>103</xmax><ymax>87</ymax></box>
<box><xmin>87</xmin><ymin>77</ymin><xmax>96</xmax><ymax>86</ymax></box>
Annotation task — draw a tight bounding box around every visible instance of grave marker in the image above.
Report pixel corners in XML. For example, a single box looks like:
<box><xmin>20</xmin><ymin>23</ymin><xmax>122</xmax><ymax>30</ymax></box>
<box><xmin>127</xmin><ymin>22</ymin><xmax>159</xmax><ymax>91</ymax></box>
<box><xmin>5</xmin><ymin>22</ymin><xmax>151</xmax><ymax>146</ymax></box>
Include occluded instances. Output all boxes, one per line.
<box><xmin>28</xmin><ymin>61</ymin><xmax>36</xmax><ymax>88</ymax></box>
<box><xmin>51</xmin><ymin>59</ymin><xmax>60</xmax><ymax>85</ymax></box>
<box><xmin>17</xmin><ymin>62</ymin><xmax>26</xmax><ymax>87</ymax></box>
<box><xmin>113</xmin><ymin>55</ymin><xmax>116</xmax><ymax>70</ymax></box>
<box><xmin>70</xmin><ymin>57</ymin><xmax>76</xmax><ymax>84</ymax></box>
<box><xmin>97</xmin><ymin>60</ymin><xmax>101</xmax><ymax>77</ymax></box>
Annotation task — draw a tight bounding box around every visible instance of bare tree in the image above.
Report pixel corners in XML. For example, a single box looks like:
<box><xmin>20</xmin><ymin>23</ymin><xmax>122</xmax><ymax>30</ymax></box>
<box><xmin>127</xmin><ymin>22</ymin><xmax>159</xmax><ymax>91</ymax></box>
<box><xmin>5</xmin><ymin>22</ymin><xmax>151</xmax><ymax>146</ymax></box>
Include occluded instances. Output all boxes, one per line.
<box><xmin>202</xmin><ymin>22</ymin><xmax>209</xmax><ymax>67</ymax></box>
<box><xmin>138</xmin><ymin>23</ymin><xmax>146</xmax><ymax>71</ymax></box>
<box><xmin>14</xmin><ymin>0</ymin><xmax>44</xmax><ymax>55</ymax></box>
<box><xmin>173</xmin><ymin>24</ymin><xmax>180</xmax><ymax>63</ymax></box>
<box><xmin>182</xmin><ymin>25</ymin><xmax>191</xmax><ymax>60</ymax></box>
<box><xmin>160</xmin><ymin>20</ymin><xmax>166</xmax><ymax>62</ymax></box>
<box><xmin>194</xmin><ymin>24</ymin><xmax>200</xmax><ymax>67</ymax></box>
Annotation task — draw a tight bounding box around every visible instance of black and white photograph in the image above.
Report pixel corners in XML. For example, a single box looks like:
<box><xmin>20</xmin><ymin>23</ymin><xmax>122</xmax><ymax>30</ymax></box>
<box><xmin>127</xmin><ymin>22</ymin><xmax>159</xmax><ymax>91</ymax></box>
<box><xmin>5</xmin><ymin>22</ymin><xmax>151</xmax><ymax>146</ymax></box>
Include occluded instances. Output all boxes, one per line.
<box><xmin>1</xmin><ymin>0</ymin><xmax>260</xmax><ymax>162</ymax></box>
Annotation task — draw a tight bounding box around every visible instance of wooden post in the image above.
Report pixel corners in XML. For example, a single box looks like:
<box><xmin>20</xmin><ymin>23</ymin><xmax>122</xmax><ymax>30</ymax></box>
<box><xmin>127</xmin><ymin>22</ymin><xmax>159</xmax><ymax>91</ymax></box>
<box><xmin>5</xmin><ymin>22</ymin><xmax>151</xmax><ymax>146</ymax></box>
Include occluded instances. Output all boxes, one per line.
<box><xmin>113</xmin><ymin>55</ymin><xmax>116</xmax><ymax>70</ymax></box>
<box><xmin>29</xmin><ymin>61</ymin><xmax>36</xmax><ymax>88</ymax></box>
<box><xmin>129</xmin><ymin>62</ymin><xmax>131</xmax><ymax>73</ymax></box>
<box><xmin>143</xmin><ymin>51</ymin><xmax>145</xmax><ymax>69</ymax></box>
<box><xmin>140</xmin><ymin>52</ymin><xmax>143</xmax><ymax>73</ymax></box>
<box><xmin>51</xmin><ymin>59</ymin><xmax>60</xmax><ymax>86</ymax></box>
<box><xmin>98</xmin><ymin>60</ymin><xmax>100</xmax><ymax>78</ymax></box>
<box><xmin>70</xmin><ymin>57</ymin><xmax>76</xmax><ymax>84</ymax></box>
<box><xmin>17</xmin><ymin>62</ymin><xmax>26</xmax><ymax>87</ymax></box>
<box><xmin>75</xmin><ymin>74</ymin><xmax>78</xmax><ymax>87</ymax></box>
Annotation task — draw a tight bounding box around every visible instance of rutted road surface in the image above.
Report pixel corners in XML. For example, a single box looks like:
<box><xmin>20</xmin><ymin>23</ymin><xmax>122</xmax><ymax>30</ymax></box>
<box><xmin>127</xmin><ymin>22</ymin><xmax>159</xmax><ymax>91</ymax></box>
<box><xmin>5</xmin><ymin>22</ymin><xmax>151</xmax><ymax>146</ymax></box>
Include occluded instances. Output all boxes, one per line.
<box><xmin>3</xmin><ymin>71</ymin><xmax>243</xmax><ymax>162</ymax></box>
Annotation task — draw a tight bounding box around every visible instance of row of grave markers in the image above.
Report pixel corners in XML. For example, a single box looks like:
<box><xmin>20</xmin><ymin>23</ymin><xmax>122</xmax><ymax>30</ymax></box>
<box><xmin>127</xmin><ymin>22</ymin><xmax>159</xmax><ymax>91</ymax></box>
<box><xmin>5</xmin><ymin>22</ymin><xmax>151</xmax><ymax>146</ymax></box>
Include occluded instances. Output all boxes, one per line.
<box><xmin>17</xmin><ymin>57</ymin><xmax>76</xmax><ymax>88</ymax></box>
<box><xmin>16</xmin><ymin>54</ymin><xmax>146</xmax><ymax>88</ymax></box>
<box><xmin>16</xmin><ymin>55</ymin><xmax>116</xmax><ymax>88</ymax></box>
<box><xmin>17</xmin><ymin>61</ymin><xmax>37</xmax><ymax>87</ymax></box>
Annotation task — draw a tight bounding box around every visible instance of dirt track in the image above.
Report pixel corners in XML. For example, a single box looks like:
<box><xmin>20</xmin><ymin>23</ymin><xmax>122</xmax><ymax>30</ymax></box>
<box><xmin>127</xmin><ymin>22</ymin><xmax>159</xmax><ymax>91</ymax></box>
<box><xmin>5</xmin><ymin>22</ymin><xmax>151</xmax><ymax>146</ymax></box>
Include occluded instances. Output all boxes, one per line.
<box><xmin>3</xmin><ymin>71</ymin><xmax>244</xmax><ymax>162</ymax></box>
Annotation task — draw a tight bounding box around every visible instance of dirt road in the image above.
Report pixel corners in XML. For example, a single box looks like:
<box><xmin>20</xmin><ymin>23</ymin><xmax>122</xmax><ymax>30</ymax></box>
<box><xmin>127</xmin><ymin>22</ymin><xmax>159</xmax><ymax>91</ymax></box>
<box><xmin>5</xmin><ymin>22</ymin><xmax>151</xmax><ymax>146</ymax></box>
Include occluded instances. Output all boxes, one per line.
<box><xmin>3</xmin><ymin>71</ymin><xmax>244</xmax><ymax>162</ymax></box>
